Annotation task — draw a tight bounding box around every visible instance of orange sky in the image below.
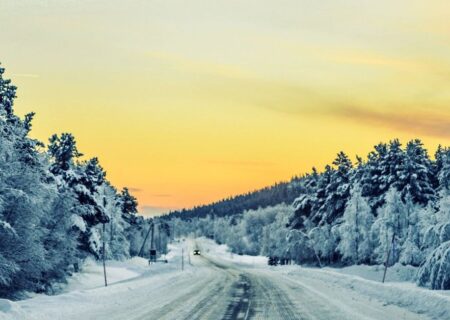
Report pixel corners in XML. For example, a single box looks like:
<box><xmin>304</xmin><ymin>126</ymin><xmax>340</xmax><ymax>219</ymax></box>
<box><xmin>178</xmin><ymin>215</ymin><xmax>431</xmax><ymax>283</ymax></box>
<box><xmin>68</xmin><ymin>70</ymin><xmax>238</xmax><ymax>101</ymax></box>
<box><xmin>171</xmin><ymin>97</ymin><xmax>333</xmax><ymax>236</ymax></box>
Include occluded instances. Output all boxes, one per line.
<box><xmin>1</xmin><ymin>0</ymin><xmax>449</xmax><ymax>216</ymax></box>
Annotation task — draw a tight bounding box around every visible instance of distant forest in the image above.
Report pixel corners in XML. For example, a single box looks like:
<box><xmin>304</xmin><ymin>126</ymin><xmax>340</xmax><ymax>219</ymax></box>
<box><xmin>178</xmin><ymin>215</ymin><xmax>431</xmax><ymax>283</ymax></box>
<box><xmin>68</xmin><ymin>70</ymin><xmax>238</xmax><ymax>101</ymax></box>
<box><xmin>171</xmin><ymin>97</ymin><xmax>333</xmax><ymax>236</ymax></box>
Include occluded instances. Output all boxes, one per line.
<box><xmin>164</xmin><ymin>176</ymin><xmax>304</xmax><ymax>220</ymax></box>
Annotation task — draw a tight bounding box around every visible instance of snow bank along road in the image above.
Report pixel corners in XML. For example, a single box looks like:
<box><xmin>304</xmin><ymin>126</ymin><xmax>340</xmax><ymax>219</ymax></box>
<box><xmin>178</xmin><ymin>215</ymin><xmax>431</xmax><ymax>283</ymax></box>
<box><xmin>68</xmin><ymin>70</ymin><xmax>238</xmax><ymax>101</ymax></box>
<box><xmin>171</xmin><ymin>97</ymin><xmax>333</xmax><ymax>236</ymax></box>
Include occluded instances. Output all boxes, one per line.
<box><xmin>1</xmin><ymin>241</ymin><xmax>443</xmax><ymax>320</ymax></box>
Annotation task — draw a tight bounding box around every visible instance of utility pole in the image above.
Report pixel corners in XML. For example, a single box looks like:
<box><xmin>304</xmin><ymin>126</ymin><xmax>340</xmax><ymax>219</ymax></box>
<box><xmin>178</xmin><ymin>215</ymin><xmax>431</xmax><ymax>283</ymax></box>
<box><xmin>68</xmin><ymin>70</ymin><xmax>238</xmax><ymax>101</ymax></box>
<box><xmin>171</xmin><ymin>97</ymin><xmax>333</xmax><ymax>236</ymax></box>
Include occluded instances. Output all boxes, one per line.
<box><xmin>172</xmin><ymin>221</ymin><xmax>176</xmax><ymax>241</ymax></box>
<box><xmin>110</xmin><ymin>216</ymin><xmax>114</xmax><ymax>249</ymax></box>
<box><xmin>157</xmin><ymin>224</ymin><xmax>161</xmax><ymax>253</ymax></box>
<box><xmin>148</xmin><ymin>223</ymin><xmax>157</xmax><ymax>263</ymax></box>
<box><xmin>181</xmin><ymin>247</ymin><xmax>184</xmax><ymax>271</ymax></box>
<box><xmin>150</xmin><ymin>222</ymin><xmax>155</xmax><ymax>253</ymax></box>
<box><xmin>138</xmin><ymin>222</ymin><xmax>153</xmax><ymax>257</ymax></box>
<box><xmin>102</xmin><ymin>222</ymin><xmax>108</xmax><ymax>287</ymax></box>
<box><xmin>211</xmin><ymin>210</ymin><xmax>215</xmax><ymax>242</ymax></box>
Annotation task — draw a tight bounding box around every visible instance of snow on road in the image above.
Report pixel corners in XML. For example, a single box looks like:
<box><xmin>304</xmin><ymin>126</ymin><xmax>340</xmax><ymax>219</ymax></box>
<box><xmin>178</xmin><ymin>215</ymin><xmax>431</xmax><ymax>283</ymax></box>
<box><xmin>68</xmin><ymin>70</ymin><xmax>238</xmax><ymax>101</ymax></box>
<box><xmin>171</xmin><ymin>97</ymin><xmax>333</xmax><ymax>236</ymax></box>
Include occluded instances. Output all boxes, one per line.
<box><xmin>200</xmin><ymin>238</ymin><xmax>450</xmax><ymax>320</ymax></box>
<box><xmin>1</xmin><ymin>238</ymin><xmax>450</xmax><ymax>320</ymax></box>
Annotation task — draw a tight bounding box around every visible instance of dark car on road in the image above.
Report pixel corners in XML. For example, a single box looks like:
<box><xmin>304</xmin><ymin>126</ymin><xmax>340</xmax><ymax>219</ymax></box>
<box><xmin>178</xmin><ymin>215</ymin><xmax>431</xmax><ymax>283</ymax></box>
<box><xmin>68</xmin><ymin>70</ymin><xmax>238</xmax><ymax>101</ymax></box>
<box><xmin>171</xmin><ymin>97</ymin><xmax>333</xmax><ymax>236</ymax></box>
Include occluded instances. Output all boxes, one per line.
<box><xmin>193</xmin><ymin>249</ymin><xmax>200</xmax><ymax>255</ymax></box>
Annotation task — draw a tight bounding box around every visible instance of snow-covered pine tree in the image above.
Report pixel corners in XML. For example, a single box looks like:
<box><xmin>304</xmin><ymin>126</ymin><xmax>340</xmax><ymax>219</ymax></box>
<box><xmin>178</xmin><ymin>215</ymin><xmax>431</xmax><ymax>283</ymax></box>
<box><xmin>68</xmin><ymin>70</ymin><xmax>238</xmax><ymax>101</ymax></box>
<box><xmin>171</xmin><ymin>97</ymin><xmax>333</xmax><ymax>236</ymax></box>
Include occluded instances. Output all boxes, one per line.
<box><xmin>48</xmin><ymin>135</ymin><xmax>109</xmax><ymax>259</ymax></box>
<box><xmin>360</xmin><ymin>143</ymin><xmax>388</xmax><ymax>211</ymax></box>
<box><xmin>48</xmin><ymin>133</ymin><xmax>83</xmax><ymax>174</ymax></box>
<box><xmin>319</xmin><ymin>151</ymin><xmax>352</xmax><ymax>225</ymax></box>
<box><xmin>398</xmin><ymin>139</ymin><xmax>435</xmax><ymax>205</ymax></box>
<box><xmin>299</xmin><ymin>165</ymin><xmax>334</xmax><ymax>227</ymax></box>
<box><xmin>120</xmin><ymin>187</ymin><xmax>139</xmax><ymax>226</ymax></box>
<box><xmin>291</xmin><ymin>169</ymin><xmax>320</xmax><ymax>229</ymax></box>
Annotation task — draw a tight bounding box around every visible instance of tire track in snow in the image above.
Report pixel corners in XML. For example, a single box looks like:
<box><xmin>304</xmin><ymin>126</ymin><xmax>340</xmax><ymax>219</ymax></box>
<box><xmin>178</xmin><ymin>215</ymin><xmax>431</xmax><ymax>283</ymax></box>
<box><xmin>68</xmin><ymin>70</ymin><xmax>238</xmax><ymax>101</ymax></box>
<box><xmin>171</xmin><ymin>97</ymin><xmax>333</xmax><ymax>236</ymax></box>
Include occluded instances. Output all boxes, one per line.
<box><xmin>202</xmin><ymin>253</ymin><xmax>300</xmax><ymax>320</ymax></box>
<box><xmin>222</xmin><ymin>274</ymin><xmax>253</xmax><ymax>320</ymax></box>
<box><xmin>249</xmin><ymin>273</ymin><xmax>301</xmax><ymax>320</ymax></box>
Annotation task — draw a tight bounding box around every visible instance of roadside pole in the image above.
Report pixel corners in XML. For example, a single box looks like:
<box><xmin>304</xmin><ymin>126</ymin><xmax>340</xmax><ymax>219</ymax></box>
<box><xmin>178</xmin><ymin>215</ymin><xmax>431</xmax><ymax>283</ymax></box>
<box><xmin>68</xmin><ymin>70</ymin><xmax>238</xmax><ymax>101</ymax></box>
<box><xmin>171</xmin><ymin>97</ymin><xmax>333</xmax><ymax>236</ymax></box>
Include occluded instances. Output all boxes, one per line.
<box><xmin>181</xmin><ymin>247</ymin><xmax>184</xmax><ymax>271</ymax></box>
<box><xmin>172</xmin><ymin>221</ymin><xmax>175</xmax><ymax>241</ymax></box>
<box><xmin>102</xmin><ymin>222</ymin><xmax>108</xmax><ymax>287</ymax></box>
<box><xmin>138</xmin><ymin>222</ymin><xmax>153</xmax><ymax>257</ymax></box>
<box><xmin>150</xmin><ymin>223</ymin><xmax>155</xmax><ymax>253</ymax></box>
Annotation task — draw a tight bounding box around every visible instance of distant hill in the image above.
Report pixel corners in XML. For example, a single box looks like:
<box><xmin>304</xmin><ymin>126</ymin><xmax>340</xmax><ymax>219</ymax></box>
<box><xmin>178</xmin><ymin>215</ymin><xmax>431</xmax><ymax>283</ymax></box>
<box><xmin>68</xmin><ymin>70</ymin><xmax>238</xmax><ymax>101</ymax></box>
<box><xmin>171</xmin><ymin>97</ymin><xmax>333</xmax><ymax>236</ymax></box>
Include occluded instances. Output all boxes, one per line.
<box><xmin>163</xmin><ymin>176</ymin><xmax>305</xmax><ymax>220</ymax></box>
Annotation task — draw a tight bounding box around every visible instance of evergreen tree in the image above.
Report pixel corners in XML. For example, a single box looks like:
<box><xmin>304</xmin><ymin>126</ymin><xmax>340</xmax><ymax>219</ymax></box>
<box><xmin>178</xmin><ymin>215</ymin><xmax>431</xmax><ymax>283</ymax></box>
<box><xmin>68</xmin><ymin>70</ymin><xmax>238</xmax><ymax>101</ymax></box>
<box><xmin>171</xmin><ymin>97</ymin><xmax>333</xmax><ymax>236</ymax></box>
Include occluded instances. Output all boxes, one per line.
<box><xmin>48</xmin><ymin>133</ymin><xmax>82</xmax><ymax>173</ymax></box>
<box><xmin>360</xmin><ymin>143</ymin><xmax>388</xmax><ymax>211</ymax></box>
<box><xmin>319</xmin><ymin>152</ymin><xmax>352</xmax><ymax>225</ymax></box>
<box><xmin>398</xmin><ymin>139</ymin><xmax>434</xmax><ymax>205</ymax></box>
<box><xmin>48</xmin><ymin>134</ymin><xmax>109</xmax><ymax>258</ymax></box>
<box><xmin>0</xmin><ymin>63</ymin><xmax>16</xmax><ymax>117</ymax></box>
<box><xmin>120</xmin><ymin>187</ymin><xmax>138</xmax><ymax>215</ymax></box>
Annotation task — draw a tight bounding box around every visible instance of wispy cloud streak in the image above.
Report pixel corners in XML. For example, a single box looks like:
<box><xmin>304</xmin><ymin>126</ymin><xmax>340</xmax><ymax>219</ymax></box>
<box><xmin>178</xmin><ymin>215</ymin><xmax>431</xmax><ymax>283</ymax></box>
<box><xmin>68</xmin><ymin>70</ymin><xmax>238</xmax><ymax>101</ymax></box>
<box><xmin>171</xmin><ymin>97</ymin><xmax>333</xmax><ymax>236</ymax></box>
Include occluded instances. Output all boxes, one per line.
<box><xmin>12</xmin><ymin>73</ymin><xmax>40</xmax><ymax>78</ymax></box>
<box><xmin>335</xmin><ymin>106</ymin><xmax>450</xmax><ymax>138</ymax></box>
<box><xmin>208</xmin><ymin>160</ymin><xmax>275</xmax><ymax>167</ymax></box>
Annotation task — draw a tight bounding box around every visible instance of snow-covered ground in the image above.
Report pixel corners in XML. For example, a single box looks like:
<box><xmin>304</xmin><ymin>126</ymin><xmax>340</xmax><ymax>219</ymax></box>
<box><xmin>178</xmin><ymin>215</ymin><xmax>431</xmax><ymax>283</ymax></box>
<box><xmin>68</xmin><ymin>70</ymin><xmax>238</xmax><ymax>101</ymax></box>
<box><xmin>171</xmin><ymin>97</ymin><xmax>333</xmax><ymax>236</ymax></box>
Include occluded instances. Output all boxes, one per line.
<box><xmin>56</xmin><ymin>257</ymin><xmax>149</xmax><ymax>293</ymax></box>
<box><xmin>0</xmin><ymin>242</ymin><xmax>192</xmax><ymax>320</ymax></box>
<box><xmin>197</xmin><ymin>237</ymin><xmax>268</xmax><ymax>266</ymax></box>
<box><xmin>2</xmin><ymin>238</ymin><xmax>450</xmax><ymax>320</ymax></box>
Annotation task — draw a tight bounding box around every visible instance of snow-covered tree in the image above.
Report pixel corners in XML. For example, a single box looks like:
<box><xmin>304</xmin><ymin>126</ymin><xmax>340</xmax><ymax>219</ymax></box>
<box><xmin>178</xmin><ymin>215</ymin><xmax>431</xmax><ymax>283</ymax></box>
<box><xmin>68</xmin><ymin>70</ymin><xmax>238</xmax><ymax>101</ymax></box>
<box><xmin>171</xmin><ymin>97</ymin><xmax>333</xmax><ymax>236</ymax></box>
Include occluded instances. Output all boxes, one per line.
<box><xmin>261</xmin><ymin>205</ymin><xmax>293</xmax><ymax>260</ymax></box>
<box><xmin>417</xmin><ymin>241</ymin><xmax>450</xmax><ymax>290</ymax></box>
<box><xmin>309</xmin><ymin>225</ymin><xmax>336</xmax><ymax>263</ymax></box>
<box><xmin>120</xmin><ymin>187</ymin><xmax>138</xmax><ymax>215</ymax></box>
<box><xmin>371</xmin><ymin>188</ymin><xmax>408</xmax><ymax>265</ymax></box>
<box><xmin>316</xmin><ymin>152</ymin><xmax>352</xmax><ymax>226</ymax></box>
<box><xmin>48</xmin><ymin>136</ymin><xmax>110</xmax><ymax>258</ymax></box>
<box><xmin>398</xmin><ymin>193</ymin><xmax>423</xmax><ymax>266</ymax></box>
<box><xmin>0</xmin><ymin>65</ymin><xmax>78</xmax><ymax>297</ymax></box>
<box><xmin>337</xmin><ymin>185</ymin><xmax>373</xmax><ymax>264</ymax></box>
<box><xmin>398</xmin><ymin>139</ymin><xmax>434</xmax><ymax>205</ymax></box>
<box><xmin>417</xmin><ymin>150</ymin><xmax>450</xmax><ymax>288</ymax></box>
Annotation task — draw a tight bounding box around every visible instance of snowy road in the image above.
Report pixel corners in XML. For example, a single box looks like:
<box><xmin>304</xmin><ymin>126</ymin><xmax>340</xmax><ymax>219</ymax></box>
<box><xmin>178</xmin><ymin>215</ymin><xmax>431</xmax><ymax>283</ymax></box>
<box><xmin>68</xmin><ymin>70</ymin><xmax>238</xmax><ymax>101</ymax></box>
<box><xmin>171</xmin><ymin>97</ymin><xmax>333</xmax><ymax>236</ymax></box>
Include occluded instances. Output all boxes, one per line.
<box><xmin>196</xmin><ymin>254</ymin><xmax>428</xmax><ymax>320</ymax></box>
<box><xmin>2</xmin><ymin>240</ymin><xmax>441</xmax><ymax>320</ymax></box>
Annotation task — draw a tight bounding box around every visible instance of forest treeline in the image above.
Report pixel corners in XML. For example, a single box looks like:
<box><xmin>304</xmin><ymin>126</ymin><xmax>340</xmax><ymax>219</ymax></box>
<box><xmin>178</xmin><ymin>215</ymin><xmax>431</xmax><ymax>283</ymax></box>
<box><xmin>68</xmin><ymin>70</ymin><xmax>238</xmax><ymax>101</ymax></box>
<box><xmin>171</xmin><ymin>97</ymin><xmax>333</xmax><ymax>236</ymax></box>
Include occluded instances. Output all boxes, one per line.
<box><xmin>164</xmin><ymin>177</ymin><xmax>304</xmax><ymax>220</ymax></box>
<box><xmin>0</xmin><ymin>65</ymin><xmax>168</xmax><ymax>299</ymax></box>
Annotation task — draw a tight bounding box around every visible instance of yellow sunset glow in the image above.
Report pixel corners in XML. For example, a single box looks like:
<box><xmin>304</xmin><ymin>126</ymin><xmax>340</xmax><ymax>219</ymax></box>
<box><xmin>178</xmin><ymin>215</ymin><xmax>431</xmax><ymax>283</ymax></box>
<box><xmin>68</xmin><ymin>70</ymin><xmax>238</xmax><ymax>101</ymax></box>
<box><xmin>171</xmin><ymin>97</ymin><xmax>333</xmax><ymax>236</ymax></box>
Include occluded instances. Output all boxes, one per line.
<box><xmin>1</xmin><ymin>0</ymin><xmax>449</xmax><ymax>215</ymax></box>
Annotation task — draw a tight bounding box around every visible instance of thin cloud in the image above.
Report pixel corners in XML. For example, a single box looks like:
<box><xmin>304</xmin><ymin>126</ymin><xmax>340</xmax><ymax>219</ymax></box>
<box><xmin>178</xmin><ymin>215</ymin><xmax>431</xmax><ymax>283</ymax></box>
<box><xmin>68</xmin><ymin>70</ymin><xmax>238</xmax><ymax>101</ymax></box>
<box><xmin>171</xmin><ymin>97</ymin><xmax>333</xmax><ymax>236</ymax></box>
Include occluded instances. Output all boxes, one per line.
<box><xmin>335</xmin><ymin>106</ymin><xmax>450</xmax><ymax>139</ymax></box>
<box><xmin>208</xmin><ymin>160</ymin><xmax>275</xmax><ymax>167</ymax></box>
<box><xmin>151</xmin><ymin>194</ymin><xmax>172</xmax><ymax>198</ymax></box>
<box><xmin>145</xmin><ymin>50</ymin><xmax>254</xmax><ymax>80</ymax></box>
<box><xmin>270</xmin><ymin>36</ymin><xmax>450</xmax><ymax>79</ymax></box>
<box><xmin>12</xmin><ymin>73</ymin><xmax>40</xmax><ymax>78</ymax></box>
